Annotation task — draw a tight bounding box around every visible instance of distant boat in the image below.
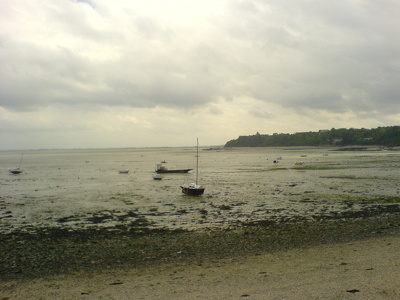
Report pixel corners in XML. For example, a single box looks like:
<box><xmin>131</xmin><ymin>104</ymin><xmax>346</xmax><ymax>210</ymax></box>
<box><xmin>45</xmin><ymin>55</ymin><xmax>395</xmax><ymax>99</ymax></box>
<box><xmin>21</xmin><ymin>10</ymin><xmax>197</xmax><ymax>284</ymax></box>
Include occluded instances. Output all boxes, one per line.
<box><xmin>180</xmin><ymin>138</ymin><xmax>205</xmax><ymax>196</ymax></box>
<box><xmin>155</xmin><ymin>164</ymin><xmax>192</xmax><ymax>174</ymax></box>
<box><xmin>118</xmin><ymin>170</ymin><xmax>129</xmax><ymax>174</ymax></box>
<box><xmin>9</xmin><ymin>168</ymin><xmax>23</xmax><ymax>174</ymax></box>
<box><xmin>153</xmin><ymin>174</ymin><xmax>163</xmax><ymax>180</ymax></box>
<box><xmin>273</xmin><ymin>156</ymin><xmax>282</xmax><ymax>163</ymax></box>
<box><xmin>9</xmin><ymin>154</ymin><xmax>24</xmax><ymax>174</ymax></box>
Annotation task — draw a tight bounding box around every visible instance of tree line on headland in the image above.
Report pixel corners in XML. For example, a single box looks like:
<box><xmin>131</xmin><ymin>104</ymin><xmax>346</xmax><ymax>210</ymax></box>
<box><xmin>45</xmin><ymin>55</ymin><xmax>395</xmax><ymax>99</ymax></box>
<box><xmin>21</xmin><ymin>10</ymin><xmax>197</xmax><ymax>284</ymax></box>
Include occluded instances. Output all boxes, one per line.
<box><xmin>224</xmin><ymin>126</ymin><xmax>400</xmax><ymax>147</ymax></box>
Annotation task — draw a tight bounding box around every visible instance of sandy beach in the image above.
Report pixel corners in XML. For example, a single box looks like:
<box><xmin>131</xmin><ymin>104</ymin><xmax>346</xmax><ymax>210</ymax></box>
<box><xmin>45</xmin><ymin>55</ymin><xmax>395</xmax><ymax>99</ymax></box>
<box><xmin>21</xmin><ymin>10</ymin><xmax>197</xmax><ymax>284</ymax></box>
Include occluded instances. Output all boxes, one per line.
<box><xmin>1</xmin><ymin>230</ymin><xmax>399</xmax><ymax>300</ymax></box>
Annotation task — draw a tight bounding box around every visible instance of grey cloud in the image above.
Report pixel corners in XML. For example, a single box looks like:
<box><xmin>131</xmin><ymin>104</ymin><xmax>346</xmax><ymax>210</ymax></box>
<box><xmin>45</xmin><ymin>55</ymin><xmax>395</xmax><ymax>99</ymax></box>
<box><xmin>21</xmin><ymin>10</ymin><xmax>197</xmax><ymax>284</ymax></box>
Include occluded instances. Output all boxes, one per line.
<box><xmin>1</xmin><ymin>0</ymin><xmax>399</xmax><ymax>118</ymax></box>
<box><xmin>1</xmin><ymin>39</ymin><xmax>221</xmax><ymax>112</ymax></box>
<box><xmin>216</xmin><ymin>0</ymin><xmax>400</xmax><ymax>117</ymax></box>
<box><xmin>0</xmin><ymin>39</ymin><xmax>99</xmax><ymax>111</ymax></box>
<box><xmin>1</xmin><ymin>0</ymin><xmax>399</xmax><ymax>150</ymax></box>
<box><xmin>249</xmin><ymin>108</ymin><xmax>274</xmax><ymax>119</ymax></box>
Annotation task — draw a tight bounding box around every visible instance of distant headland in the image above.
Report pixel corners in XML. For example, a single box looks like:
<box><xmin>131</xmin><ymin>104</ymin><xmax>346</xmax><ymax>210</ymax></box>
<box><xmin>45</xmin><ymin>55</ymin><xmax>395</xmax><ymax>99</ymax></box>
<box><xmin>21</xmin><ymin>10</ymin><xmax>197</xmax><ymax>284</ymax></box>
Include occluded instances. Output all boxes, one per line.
<box><xmin>225</xmin><ymin>126</ymin><xmax>400</xmax><ymax>147</ymax></box>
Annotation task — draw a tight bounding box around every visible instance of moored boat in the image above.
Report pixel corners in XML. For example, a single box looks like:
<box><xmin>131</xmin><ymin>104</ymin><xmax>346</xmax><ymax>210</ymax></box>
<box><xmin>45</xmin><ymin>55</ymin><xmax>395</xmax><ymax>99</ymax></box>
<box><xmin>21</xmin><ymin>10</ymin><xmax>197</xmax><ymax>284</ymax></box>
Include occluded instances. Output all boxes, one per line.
<box><xmin>9</xmin><ymin>154</ymin><xmax>24</xmax><ymax>174</ymax></box>
<box><xmin>153</xmin><ymin>174</ymin><xmax>163</xmax><ymax>180</ymax></box>
<box><xmin>9</xmin><ymin>168</ymin><xmax>23</xmax><ymax>174</ymax></box>
<box><xmin>180</xmin><ymin>183</ymin><xmax>205</xmax><ymax>196</ymax></box>
<box><xmin>155</xmin><ymin>164</ymin><xmax>192</xmax><ymax>174</ymax></box>
<box><xmin>180</xmin><ymin>138</ymin><xmax>205</xmax><ymax>196</ymax></box>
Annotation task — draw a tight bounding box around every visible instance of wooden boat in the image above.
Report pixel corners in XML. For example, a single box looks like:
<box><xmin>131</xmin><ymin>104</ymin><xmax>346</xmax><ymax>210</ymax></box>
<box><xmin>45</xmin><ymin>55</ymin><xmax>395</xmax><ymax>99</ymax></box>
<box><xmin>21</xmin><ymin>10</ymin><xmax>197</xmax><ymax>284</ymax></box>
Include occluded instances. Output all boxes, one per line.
<box><xmin>180</xmin><ymin>139</ymin><xmax>205</xmax><ymax>196</ymax></box>
<box><xmin>155</xmin><ymin>164</ymin><xmax>192</xmax><ymax>174</ymax></box>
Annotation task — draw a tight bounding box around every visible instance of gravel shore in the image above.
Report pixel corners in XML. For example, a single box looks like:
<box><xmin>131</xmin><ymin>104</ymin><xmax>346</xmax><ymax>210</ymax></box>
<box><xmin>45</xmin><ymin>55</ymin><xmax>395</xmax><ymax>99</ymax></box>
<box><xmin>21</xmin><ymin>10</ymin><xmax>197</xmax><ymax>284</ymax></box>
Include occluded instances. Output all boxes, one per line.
<box><xmin>1</xmin><ymin>214</ymin><xmax>400</xmax><ymax>299</ymax></box>
<box><xmin>1</xmin><ymin>214</ymin><xmax>399</xmax><ymax>281</ymax></box>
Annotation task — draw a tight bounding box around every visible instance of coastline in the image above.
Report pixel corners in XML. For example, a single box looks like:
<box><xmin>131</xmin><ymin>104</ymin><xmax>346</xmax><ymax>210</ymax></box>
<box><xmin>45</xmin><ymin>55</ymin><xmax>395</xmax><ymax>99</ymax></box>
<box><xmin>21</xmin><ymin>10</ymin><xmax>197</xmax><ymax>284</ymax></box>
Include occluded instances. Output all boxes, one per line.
<box><xmin>1</xmin><ymin>214</ymin><xmax>400</xmax><ymax>299</ymax></box>
<box><xmin>2</xmin><ymin>232</ymin><xmax>399</xmax><ymax>299</ymax></box>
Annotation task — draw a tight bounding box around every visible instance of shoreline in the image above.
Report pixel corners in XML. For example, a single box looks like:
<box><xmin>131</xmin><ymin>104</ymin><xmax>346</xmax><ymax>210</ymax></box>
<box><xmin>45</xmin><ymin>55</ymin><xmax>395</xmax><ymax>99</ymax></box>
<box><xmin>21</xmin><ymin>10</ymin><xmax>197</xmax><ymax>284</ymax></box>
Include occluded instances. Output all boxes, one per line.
<box><xmin>1</xmin><ymin>214</ymin><xmax>399</xmax><ymax>281</ymax></box>
<box><xmin>1</xmin><ymin>219</ymin><xmax>399</xmax><ymax>299</ymax></box>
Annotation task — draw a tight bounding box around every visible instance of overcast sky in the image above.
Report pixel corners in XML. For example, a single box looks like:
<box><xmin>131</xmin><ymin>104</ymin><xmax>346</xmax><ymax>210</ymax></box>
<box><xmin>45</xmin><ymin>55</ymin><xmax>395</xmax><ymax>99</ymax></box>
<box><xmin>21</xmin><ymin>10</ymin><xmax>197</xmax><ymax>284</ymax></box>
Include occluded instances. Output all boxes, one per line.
<box><xmin>1</xmin><ymin>0</ymin><xmax>399</xmax><ymax>150</ymax></box>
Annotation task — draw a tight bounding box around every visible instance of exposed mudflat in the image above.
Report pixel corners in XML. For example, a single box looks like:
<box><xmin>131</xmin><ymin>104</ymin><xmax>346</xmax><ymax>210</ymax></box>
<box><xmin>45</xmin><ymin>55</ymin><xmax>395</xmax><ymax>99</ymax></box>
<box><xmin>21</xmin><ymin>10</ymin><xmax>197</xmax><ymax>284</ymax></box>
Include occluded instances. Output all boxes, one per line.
<box><xmin>1</xmin><ymin>147</ymin><xmax>399</xmax><ymax>234</ymax></box>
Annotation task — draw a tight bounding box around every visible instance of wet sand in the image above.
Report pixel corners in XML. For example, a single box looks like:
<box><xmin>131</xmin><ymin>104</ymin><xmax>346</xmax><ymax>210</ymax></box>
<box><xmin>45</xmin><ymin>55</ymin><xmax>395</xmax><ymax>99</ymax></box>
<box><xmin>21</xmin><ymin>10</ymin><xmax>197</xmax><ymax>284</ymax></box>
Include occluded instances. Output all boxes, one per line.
<box><xmin>1</xmin><ymin>232</ymin><xmax>399</xmax><ymax>299</ymax></box>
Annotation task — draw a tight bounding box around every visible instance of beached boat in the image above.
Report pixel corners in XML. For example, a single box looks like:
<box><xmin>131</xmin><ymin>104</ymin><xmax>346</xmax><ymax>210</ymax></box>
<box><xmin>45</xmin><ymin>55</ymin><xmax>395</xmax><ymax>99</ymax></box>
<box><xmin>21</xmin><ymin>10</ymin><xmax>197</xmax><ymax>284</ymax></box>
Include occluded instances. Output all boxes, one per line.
<box><xmin>180</xmin><ymin>139</ymin><xmax>205</xmax><ymax>196</ymax></box>
<box><xmin>9</xmin><ymin>168</ymin><xmax>23</xmax><ymax>174</ymax></box>
<box><xmin>180</xmin><ymin>182</ymin><xmax>205</xmax><ymax>196</ymax></box>
<box><xmin>153</xmin><ymin>174</ymin><xmax>163</xmax><ymax>180</ymax></box>
<box><xmin>9</xmin><ymin>154</ymin><xmax>24</xmax><ymax>174</ymax></box>
<box><xmin>155</xmin><ymin>164</ymin><xmax>192</xmax><ymax>174</ymax></box>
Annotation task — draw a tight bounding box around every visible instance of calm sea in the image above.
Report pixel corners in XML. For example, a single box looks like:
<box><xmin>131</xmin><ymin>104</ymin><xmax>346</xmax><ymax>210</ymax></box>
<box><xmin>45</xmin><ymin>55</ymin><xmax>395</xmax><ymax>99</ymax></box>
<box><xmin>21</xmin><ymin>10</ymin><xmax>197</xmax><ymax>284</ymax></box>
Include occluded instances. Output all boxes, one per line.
<box><xmin>1</xmin><ymin>147</ymin><xmax>399</xmax><ymax>233</ymax></box>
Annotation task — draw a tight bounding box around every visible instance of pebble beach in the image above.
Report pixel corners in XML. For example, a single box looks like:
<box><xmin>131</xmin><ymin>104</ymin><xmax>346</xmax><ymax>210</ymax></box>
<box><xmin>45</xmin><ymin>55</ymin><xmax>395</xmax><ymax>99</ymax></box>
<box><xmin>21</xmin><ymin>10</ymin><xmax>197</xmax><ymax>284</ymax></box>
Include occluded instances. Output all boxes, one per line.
<box><xmin>1</xmin><ymin>214</ymin><xmax>400</xmax><ymax>299</ymax></box>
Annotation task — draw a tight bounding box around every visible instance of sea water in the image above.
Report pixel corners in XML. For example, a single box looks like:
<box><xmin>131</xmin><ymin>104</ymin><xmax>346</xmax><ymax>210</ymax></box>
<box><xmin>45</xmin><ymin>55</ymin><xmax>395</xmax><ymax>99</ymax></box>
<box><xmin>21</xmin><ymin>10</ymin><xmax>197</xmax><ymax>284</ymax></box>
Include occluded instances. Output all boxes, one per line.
<box><xmin>0</xmin><ymin>147</ymin><xmax>399</xmax><ymax>233</ymax></box>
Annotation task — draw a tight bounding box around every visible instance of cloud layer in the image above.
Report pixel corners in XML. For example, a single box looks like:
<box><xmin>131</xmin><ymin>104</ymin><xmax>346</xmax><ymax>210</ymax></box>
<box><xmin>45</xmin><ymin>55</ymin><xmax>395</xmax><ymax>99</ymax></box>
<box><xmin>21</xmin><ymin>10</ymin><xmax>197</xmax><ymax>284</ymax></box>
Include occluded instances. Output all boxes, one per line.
<box><xmin>1</xmin><ymin>0</ymin><xmax>399</xmax><ymax>149</ymax></box>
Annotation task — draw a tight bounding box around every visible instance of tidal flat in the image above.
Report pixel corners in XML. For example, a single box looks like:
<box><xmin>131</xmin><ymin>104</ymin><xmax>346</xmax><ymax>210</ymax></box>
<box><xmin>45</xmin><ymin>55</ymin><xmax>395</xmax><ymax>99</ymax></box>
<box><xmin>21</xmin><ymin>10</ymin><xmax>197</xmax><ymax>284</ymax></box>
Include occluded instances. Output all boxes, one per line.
<box><xmin>1</xmin><ymin>147</ymin><xmax>399</xmax><ymax>280</ymax></box>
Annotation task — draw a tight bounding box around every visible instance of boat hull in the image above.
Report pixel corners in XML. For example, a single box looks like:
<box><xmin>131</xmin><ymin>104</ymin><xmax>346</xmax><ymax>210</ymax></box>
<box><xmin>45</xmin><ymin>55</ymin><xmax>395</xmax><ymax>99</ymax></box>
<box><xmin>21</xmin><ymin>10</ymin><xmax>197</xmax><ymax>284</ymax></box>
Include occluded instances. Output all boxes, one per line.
<box><xmin>157</xmin><ymin>169</ymin><xmax>192</xmax><ymax>174</ymax></box>
<box><xmin>9</xmin><ymin>169</ymin><xmax>23</xmax><ymax>174</ymax></box>
<box><xmin>180</xmin><ymin>186</ymin><xmax>205</xmax><ymax>196</ymax></box>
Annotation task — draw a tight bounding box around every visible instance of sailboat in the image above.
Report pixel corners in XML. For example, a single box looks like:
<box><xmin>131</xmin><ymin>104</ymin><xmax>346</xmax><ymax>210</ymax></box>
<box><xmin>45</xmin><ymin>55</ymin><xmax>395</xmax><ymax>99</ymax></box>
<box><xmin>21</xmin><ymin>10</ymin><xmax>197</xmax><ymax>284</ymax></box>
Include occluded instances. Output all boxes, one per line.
<box><xmin>180</xmin><ymin>138</ymin><xmax>205</xmax><ymax>196</ymax></box>
<box><xmin>9</xmin><ymin>154</ymin><xmax>24</xmax><ymax>174</ymax></box>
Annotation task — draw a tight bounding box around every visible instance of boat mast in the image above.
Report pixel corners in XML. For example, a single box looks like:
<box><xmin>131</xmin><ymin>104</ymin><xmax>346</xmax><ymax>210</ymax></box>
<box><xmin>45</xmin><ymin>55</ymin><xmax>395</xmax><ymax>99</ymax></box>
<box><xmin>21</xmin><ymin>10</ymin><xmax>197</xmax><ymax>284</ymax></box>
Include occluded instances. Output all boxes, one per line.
<box><xmin>196</xmin><ymin>138</ymin><xmax>199</xmax><ymax>185</ymax></box>
<box><xmin>18</xmin><ymin>154</ymin><xmax>24</xmax><ymax>169</ymax></box>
